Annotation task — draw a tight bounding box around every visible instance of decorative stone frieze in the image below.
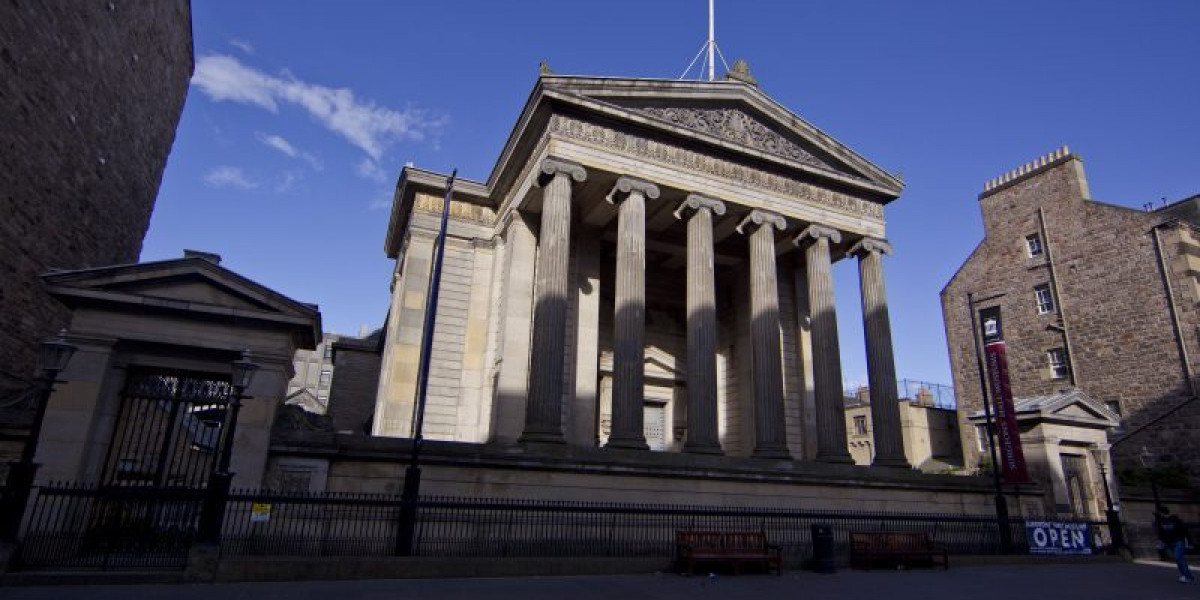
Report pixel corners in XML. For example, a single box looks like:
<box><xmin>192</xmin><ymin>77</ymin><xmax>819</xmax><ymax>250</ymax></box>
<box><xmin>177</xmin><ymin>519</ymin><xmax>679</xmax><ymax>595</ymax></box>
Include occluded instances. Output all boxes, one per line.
<box><xmin>548</xmin><ymin>115</ymin><xmax>884</xmax><ymax>220</ymax></box>
<box><xmin>639</xmin><ymin>106</ymin><xmax>826</xmax><ymax>169</ymax></box>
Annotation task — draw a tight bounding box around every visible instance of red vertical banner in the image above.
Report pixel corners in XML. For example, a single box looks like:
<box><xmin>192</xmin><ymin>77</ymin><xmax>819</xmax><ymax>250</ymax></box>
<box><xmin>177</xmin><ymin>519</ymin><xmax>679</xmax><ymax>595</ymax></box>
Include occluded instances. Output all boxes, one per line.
<box><xmin>982</xmin><ymin>339</ymin><xmax>1029</xmax><ymax>483</ymax></box>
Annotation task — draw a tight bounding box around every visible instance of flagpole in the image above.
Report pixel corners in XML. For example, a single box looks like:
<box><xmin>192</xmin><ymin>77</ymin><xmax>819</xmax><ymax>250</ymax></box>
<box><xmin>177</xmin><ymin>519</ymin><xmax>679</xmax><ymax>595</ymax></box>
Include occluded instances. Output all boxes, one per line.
<box><xmin>707</xmin><ymin>0</ymin><xmax>715</xmax><ymax>81</ymax></box>
<box><xmin>396</xmin><ymin>168</ymin><xmax>457</xmax><ymax>556</ymax></box>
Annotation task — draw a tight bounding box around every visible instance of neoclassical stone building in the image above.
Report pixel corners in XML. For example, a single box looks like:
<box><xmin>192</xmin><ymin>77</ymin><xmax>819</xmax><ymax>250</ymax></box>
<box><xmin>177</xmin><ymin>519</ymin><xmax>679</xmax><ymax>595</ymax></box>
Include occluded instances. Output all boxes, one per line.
<box><xmin>374</xmin><ymin>69</ymin><xmax>913</xmax><ymax>467</ymax></box>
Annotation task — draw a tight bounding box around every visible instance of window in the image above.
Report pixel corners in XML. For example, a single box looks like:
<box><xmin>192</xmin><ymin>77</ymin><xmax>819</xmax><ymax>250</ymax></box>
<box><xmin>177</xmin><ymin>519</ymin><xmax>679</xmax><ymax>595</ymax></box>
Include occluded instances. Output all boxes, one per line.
<box><xmin>323</xmin><ymin>344</ymin><xmax>333</xmax><ymax>360</ymax></box>
<box><xmin>1105</xmin><ymin>401</ymin><xmax>1122</xmax><ymax>417</ymax></box>
<box><xmin>853</xmin><ymin>415</ymin><xmax>868</xmax><ymax>436</ymax></box>
<box><xmin>1034</xmin><ymin>284</ymin><xmax>1055</xmax><ymax>314</ymax></box>
<box><xmin>976</xmin><ymin>425</ymin><xmax>990</xmax><ymax>452</ymax></box>
<box><xmin>1047</xmin><ymin>348</ymin><xmax>1070</xmax><ymax>380</ymax></box>
<box><xmin>319</xmin><ymin>369</ymin><xmax>332</xmax><ymax>387</ymax></box>
<box><xmin>1026</xmin><ymin>234</ymin><xmax>1043</xmax><ymax>257</ymax></box>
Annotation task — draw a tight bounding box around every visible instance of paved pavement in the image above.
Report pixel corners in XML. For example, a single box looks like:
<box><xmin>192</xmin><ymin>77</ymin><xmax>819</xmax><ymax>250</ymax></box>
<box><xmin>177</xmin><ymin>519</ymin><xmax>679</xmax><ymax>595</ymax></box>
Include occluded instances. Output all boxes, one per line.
<box><xmin>3</xmin><ymin>561</ymin><xmax>1196</xmax><ymax>600</ymax></box>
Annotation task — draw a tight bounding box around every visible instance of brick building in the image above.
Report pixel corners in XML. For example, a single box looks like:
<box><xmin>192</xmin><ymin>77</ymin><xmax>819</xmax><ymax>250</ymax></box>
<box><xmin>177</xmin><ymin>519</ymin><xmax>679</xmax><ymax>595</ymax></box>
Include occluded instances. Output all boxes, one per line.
<box><xmin>941</xmin><ymin>146</ymin><xmax>1200</xmax><ymax>486</ymax></box>
<box><xmin>0</xmin><ymin>1</ymin><xmax>194</xmax><ymax>394</ymax></box>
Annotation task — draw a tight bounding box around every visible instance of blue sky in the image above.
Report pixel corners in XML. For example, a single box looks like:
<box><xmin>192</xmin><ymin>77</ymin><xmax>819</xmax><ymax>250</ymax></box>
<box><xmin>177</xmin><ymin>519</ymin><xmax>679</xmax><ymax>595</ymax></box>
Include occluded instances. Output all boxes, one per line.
<box><xmin>144</xmin><ymin>0</ymin><xmax>1200</xmax><ymax>390</ymax></box>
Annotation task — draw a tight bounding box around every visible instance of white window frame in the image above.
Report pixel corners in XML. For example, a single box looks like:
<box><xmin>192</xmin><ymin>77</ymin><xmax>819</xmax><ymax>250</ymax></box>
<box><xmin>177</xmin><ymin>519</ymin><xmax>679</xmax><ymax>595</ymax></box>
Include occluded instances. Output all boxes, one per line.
<box><xmin>1034</xmin><ymin>284</ymin><xmax>1055</xmax><ymax>314</ymax></box>
<box><xmin>853</xmin><ymin>415</ymin><xmax>868</xmax><ymax>436</ymax></box>
<box><xmin>1047</xmin><ymin>348</ymin><xmax>1070</xmax><ymax>380</ymax></box>
<box><xmin>319</xmin><ymin>369</ymin><xmax>332</xmax><ymax>388</ymax></box>
<box><xmin>1026</xmin><ymin>234</ymin><xmax>1043</xmax><ymax>257</ymax></box>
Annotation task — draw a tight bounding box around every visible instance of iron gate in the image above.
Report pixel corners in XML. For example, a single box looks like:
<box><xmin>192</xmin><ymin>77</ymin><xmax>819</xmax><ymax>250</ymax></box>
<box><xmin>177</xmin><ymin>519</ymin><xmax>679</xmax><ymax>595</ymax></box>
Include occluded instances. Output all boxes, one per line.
<box><xmin>101</xmin><ymin>368</ymin><xmax>231</xmax><ymax>488</ymax></box>
<box><xmin>16</xmin><ymin>368</ymin><xmax>231</xmax><ymax>570</ymax></box>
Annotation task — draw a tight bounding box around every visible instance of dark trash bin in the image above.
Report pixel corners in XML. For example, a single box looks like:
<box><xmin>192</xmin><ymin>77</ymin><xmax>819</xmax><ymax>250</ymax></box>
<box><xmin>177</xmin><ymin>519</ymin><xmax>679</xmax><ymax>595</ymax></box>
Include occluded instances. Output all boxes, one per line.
<box><xmin>812</xmin><ymin>524</ymin><xmax>836</xmax><ymax>573</ymax></box>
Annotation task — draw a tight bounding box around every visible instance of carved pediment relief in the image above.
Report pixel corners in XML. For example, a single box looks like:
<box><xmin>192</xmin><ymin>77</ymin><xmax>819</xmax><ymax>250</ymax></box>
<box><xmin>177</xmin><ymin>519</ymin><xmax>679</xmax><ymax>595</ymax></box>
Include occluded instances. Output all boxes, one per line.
<box><xmin>634</xmin><ymin>105</ymin><xmax>834</xmax><ymax>171</ymax></box>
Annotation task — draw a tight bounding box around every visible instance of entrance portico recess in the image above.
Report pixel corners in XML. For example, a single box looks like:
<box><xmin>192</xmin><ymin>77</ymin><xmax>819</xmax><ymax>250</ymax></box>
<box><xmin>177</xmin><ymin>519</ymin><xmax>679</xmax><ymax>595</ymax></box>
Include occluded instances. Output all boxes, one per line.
<box><xmin>376</xmin><ymin>70</ymin><xmax>909</xmax><ymax>468</ymax></box>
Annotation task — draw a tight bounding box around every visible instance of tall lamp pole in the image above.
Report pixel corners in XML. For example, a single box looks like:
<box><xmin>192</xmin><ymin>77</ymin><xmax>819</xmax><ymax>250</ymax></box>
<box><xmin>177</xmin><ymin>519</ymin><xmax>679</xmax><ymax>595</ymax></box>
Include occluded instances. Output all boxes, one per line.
<box><xmin>196</xmin><ymin>350</ymin><xmax>259</xmax><ymax>544</ymax></box>
<box><xmin>966</xmin><ymin>293</ymin><xmax>1013</xmax><ymax>553</ymax></box>
<box><xmin>396</xmin><ymin>169</ymin><xmax>457</xmax><ymax>556</ymax></box>
<box><xmin>0</xmin><ymin>331</ymin><xmax>77</xmax><ymax>543</ymax></box>
<box><xmin>1092</xmin><ymin>448</ymin><xmax>1125</xmax><ymax>553</ymax></box>
<box><xmin>1139</xmin><ymin>447</ymin><xmax>1163</xmax><ymax>514</ymax></box>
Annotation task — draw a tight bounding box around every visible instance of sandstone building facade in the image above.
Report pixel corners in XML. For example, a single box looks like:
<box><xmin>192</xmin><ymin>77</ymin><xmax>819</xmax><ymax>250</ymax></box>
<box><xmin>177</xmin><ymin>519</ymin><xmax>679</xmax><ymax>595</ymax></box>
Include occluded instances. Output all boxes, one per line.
<box><xmin>0</xmin><ymin>0</ymin><xmax>194</xmax><ymax>394</ymax></box>
<box><xmin>375</xmin><ymin>71</ymin><xmax>915</xmax><ymax>465</ymax></box>
<box><xmin>941</xmin><ymin>148</ymin><xmax>1200</xmax><ymax>489</ymax></box>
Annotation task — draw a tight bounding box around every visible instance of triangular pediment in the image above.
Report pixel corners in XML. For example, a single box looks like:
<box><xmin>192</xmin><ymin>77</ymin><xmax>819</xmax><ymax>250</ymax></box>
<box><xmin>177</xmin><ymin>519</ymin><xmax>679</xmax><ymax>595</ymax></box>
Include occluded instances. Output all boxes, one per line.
<box><xmin>42</xmin><ymin>257</ymin><xmax>319</xmax><ymax>320</ymax></box>
<box><xmin>536</xmin><ymin>76</ymin><xmax>904</xmax><ymax>196</ymax></box>
<box><xmin>619</xmin><ymin>102</ymin><xmax>836</xmax><ymax>171</ymax></box>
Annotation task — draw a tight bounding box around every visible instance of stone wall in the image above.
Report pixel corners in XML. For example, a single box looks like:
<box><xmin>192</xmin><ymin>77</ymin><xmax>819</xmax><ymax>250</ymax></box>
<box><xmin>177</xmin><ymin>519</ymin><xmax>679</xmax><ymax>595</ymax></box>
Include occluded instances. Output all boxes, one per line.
<box><xmin>0</xmin><ymin>0</ymin><xmax>193</xmax><ymax>388</ymax></box>
<box><xmin>941</xmin><ymin>154</ymin><xmax>1200</xmax><ymax>479</ymax></box>
<box><xmin>328</xmin><ymin>334</ymin><xmax>383</xmax><ymax>434</ymax></box>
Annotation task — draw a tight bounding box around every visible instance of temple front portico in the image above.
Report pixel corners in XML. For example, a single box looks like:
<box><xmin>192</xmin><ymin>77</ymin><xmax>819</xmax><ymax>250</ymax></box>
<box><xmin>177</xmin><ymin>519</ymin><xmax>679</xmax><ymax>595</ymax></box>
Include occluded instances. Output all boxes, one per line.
<box><xmin>373</xmin><ymin>72</ymin><xmax>912</xmax><ymax>469</ymax></box>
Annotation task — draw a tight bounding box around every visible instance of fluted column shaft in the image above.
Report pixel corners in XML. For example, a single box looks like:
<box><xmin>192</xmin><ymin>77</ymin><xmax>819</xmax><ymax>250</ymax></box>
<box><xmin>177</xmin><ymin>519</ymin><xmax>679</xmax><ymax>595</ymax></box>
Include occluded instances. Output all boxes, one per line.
<box><xmin>676</xmin><ymin>194</ymin><xmax>726</xmax><ymax>454</ymax></box>
<box><xmin>522</xmin><ymin>158</ymin><xmax>586</xmax><ymax>445</ymax></box>
<box><xmin>853</xmin><ymin>238</ymin><xmax>909</xmax><ymax>467</ymax></box>
<box><xmin>738</xmin><ymin>210</ymin><xmax>790</xmax><ymax>459</ymax></box>
<box><xmin>607</xmin><ymin>176</ymin><xmax>659</xmax><ymax>450</ymax></box>
<box><xmin>796</xmin><ymin>224</ymin><xmax>853</xmax><ymax>463</ymax></box>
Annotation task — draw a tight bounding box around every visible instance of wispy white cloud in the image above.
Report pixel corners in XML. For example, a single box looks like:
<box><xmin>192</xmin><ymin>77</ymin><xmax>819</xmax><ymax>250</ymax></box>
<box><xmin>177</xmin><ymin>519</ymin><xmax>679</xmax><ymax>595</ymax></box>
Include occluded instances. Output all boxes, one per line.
<box><xmin>230</xmin><ymin>39</ymin><xmax>255</xmax><ymax>55</ymax></box>
<box><xmin>256</xmin><ymin>132</ymin><xmax>324</xmax><ymax>170</ymax></box>
<box><xmin>274</xmin><ymin>170</ymin><xmax>301</xmax><ymax>193</ymax></box>
<box><xmin>368</xmin><ymin>192</ymin><xmax>393</xmax><ymax>211</ymax></box>
<box><xmin>204</xmin><ymin>166</ymin><xmax>258</xmax><ymax>189</ymax></box>
<box><xmin>256</xmin><ymin>132</ymin><xmax>299</xmax><ymax>157</ymax></box>
<box><xmin>357</xmin><ymin>157</ymin><xmax>389</xmax><ymax>183</ymax></box>
<box><xmin>193</xmin><ymin>55</ymin><xmax>446</xmax><ymax>161</ymax></box>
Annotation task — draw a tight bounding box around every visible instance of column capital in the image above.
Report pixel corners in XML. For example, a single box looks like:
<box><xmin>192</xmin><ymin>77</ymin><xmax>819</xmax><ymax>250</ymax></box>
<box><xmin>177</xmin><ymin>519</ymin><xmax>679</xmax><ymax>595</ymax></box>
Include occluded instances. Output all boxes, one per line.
<box><xmin>848</xmin><ymin>236</ymin><xmax>893</xmax><ymax>257</ymax></box>
<box><xmin>793</xmin><ymin>223</ymin><xmax>842</xmax><ymax>247</ymax></box>
<box><xmin>674</xmin><ymin>193</ymin><xmax>726</xmax><ymax>220</ymax></box>
<box><xmin>736</xmin><ymin>209</ymin><xmax>786</xmax><ymax>235</ymax></box>
<box><xmin>606</xmin><ymin>175</ymin><xmax>660</xmax><ymax>204</ymax></box>
<box><xmin>536</xmin><ymin>157</ymin><xmax>587</xmax><ymax>187</ymax></box>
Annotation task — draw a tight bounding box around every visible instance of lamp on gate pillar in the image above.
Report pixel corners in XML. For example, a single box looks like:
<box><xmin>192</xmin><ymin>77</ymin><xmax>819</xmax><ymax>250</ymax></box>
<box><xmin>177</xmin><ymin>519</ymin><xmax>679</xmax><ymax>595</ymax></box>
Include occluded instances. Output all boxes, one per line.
<box><xmin>197</xmin><ymin>350</ymin><xmax>259</xmax><ymax>544</ymax></box>
<box><xmin>1091</xmin><ymin>447</ymin><xmax>1125</xmax><ymax>553</ymax></box>
<box><xmin>1</xmin><ymin>330</ymin><xmax>77</xmax><ymax>543</ymax></box>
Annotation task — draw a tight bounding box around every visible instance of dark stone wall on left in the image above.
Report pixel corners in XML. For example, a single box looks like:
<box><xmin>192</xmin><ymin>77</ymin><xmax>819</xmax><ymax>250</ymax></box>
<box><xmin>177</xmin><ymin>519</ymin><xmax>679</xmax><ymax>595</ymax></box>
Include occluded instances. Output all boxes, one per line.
<box><xmin>0</xmin><ymin>0</ymin><xmax>194</xmax><ymax>390</ymax></box>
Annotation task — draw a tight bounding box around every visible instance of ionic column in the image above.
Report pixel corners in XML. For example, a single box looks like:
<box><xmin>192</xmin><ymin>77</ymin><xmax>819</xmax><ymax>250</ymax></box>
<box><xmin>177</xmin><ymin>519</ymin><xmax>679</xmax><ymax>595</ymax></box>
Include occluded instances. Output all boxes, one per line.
<box><xmin>794</xmin><ymin>224</ymin><xmax>853</xmax><ymax>464</ymax></box>
<box><xmin>521</xmin><ymin>158</ymin><xmax>586</xmax><ymax>445</ymax></box>
<box><xmin>736</xmin><ymin>209</ymin><xmax>791</xmax><ymax>459</ymax></box>
<box><xmin>675</xmin><ymin>194</ymin><xmax>726</xmax><ymax>454</ymax></box>
<box><xmin>605</xmin><ymin>176</ymin><xmax>660</xmax><ymax>450</ymax></box>
<box><xmin>849</xmin><ymin>237</ymin><xmax>909</xmax><ymax>468</ymax></box>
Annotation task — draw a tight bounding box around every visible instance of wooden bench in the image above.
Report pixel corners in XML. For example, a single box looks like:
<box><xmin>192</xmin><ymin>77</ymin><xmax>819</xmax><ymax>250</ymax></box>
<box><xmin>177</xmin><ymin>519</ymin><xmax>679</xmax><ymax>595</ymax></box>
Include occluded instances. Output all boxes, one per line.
<box><xmin>849</xmin><ymin>531</ymin><xmax>948</xmax><ymax>570</ymax></box>
<box><xmin>676</xmin><ymin>530</ymin><xmax>782</xmax><ymax>575</ymax></box>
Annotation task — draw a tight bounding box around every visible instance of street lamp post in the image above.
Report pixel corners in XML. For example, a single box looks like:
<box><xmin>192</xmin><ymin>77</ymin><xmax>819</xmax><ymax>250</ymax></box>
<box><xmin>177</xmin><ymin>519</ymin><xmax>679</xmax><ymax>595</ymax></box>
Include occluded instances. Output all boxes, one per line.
<box><xmin>1092</xmin><ymin>448</ymin><xmax>1125</xmax><ymax>553</ymax></box>
<box><xmin>966</xmin><ymin>293</ymin><xmax>1013</xmax><ymax>553</ymax></box>
<box><xmin>0</xmin><ymin>330</ymin><xmax>77</xmax><ymax>543</ymax></box>
<box><xmin>196</xmin><ymin>350</ymin><xmax>259</xmax><ymax>544</ymax></box>
<box><xmin>1139</xmin><ymin>447</ymin><xmax>1163</xmax><ymax>514</ymax></box>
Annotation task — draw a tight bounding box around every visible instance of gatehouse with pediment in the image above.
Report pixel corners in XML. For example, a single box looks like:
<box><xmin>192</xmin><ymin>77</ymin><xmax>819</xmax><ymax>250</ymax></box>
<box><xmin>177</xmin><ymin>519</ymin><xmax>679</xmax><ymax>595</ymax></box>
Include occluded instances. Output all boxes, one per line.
<box><xmin>374</xmin><ymin>68</ymin><xmax>911</xmax><ymax>467</ymax></box>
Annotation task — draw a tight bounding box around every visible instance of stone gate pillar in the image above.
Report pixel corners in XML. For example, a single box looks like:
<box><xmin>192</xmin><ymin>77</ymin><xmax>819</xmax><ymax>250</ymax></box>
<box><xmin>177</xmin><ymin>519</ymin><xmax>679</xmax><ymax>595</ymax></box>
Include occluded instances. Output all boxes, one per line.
<box><xmin>521</xmin><ymin>158</ymin><xmax>586</xmax><ymax>445</ymax></box>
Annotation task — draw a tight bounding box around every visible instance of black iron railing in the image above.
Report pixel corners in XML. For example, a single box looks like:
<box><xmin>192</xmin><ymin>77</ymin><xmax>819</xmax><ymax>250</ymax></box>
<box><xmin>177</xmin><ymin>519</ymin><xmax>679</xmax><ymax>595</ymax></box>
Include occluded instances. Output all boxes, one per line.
<box><xmin>17</xmin><ymin>482</ymin><xmax>203</xmax><ymax>570</ymax></box>
<box><xmin>15</xmin><ymin>483</ymin><xmax>1123</xmax><ymax>569</ymax></box>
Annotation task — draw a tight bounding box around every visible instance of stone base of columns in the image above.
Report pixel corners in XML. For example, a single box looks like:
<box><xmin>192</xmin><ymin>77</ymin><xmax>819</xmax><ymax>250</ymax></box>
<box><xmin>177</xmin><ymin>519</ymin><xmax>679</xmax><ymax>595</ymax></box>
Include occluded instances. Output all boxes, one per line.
<box><xmin>605</xmin><ymin>436</ymin><xmax>649</xmax><ymax>451</ymax></box>
<box><xmin>518</xmin><ymin>429</ymin><xmax>566</xmax><ymax>446</ymax></box>
<box><xmin>753</xmin><ymin>444</ymin><xmax>792</xmax><ymax>460</ymax></box>
<box><xmin>683</xmin><ymin>441</ymin><xmax>724</xmax><ymax>455</ymax></box>
<box><xmin>871</xmin><ymin>456</ymin><xmax>912</xmax><ymax>469</ymax></box>
<box><xmin>816</xmin><ymin>451</ymin><xmax>854</xmax><ymax>464</ymax></box>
